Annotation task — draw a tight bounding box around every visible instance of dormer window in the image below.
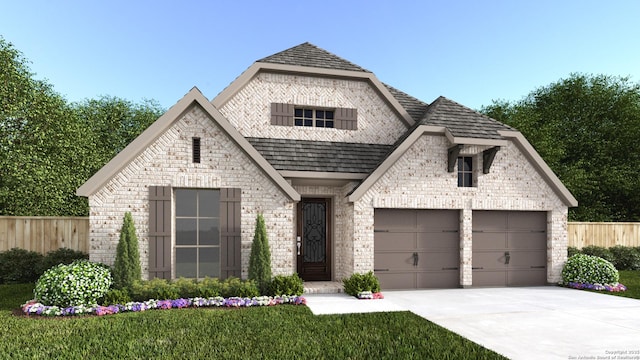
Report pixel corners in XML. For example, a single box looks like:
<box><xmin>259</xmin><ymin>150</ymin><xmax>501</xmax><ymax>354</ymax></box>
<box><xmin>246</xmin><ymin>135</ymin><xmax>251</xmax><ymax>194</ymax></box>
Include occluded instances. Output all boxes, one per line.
<box><xmin>294</xmin><ymin>108</ymin><xmax>334</xmax><ymax>128</ymax></box>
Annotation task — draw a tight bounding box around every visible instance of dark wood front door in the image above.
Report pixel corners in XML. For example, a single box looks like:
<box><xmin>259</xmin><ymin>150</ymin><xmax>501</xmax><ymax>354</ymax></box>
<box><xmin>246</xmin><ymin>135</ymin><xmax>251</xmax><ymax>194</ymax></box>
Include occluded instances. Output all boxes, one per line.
<box><xmin>297</xmin><ymin>198</ymin><xmax>331</xmax><ymax>281</ymax></box>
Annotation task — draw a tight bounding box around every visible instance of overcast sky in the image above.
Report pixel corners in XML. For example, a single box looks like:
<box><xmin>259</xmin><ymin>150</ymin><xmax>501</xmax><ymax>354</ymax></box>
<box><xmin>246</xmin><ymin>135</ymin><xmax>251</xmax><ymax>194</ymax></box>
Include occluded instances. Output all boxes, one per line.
<box><xmin>2</xmin><ymin>0</ymin><xmax>639</xmax><ymax>110</ymax></box>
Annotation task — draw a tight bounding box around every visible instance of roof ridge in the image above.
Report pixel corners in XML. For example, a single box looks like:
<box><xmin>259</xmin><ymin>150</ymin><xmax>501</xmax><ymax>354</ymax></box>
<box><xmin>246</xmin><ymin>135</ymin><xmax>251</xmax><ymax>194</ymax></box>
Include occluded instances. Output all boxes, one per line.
<box><xmin>257</xmin><ymin>42</ymin><xmax>371</xmax><ymax>73</ymax></box>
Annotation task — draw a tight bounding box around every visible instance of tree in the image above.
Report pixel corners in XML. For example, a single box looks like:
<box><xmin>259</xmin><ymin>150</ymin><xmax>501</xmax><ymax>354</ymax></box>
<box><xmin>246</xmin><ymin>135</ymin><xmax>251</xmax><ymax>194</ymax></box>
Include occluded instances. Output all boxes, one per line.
<box><xmin>482</xmin><ymin>73</ymin><xmax>640</xmax><ymax>221</ymax></box>
<box><xmin>248</xmin><ymin>214</ymin><xmax>272</xmax><ymax>294</ymax></box>
<box><xmin>112</xmin><ymin>212</ymin><xmax>141</xmax><ymax>289</ymax></box>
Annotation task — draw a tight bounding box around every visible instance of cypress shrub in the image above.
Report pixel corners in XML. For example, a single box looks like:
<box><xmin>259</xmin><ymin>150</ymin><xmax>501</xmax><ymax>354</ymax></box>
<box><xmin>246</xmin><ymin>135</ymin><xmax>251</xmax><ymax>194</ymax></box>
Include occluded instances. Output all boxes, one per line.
<box><xmin>112</xmin><ymin>212</ymin><xmax>141</xmax><ymax>289</ymax></box>
<box><xmin>248</xmin><ymin>213</ymin><xmax>272</xmax><ymax>295</ymax></box>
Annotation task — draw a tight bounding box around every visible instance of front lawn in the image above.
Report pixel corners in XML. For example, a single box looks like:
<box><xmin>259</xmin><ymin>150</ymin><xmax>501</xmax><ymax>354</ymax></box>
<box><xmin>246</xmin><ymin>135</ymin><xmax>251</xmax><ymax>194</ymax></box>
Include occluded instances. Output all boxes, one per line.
<box><xmin>0</xmin><ymin>284</ymin><xmax>505</xmax><ymax>359</ymax></box>
<box><xmin>606</xmin><ymin>270</ymin><xmax>640</xmax><ymax>299</ymax></box>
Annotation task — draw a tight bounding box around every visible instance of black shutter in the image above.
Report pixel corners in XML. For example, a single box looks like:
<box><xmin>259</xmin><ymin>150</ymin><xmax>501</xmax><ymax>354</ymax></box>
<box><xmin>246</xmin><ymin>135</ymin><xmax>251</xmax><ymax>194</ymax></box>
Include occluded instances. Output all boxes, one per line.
<box><xmin>271</xmin><ymin>103</ymin><xmax>294</xmax><ymax>126</ymax></box>
<box><xmin>334</xmin><ymin>107</ymin><xmax>358</xmax><ymax>130</ymax></box>
<box><xmin>220</xmin><ymin>188</ymin><xmax>241</xmax><ymax>279</ymax></box>
<box><xmin>149</xmin><ymin>186</ymin><xmax>172</xmax><ymax>279</ymax></box>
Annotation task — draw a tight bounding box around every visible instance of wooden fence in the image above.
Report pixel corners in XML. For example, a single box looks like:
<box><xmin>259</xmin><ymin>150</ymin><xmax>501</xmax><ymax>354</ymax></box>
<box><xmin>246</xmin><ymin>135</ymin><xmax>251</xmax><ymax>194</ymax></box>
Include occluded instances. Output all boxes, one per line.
<box><xmin>1</xmin><ymin>217</ymin><xmax>639</xmax><ymax>254</ymax></box>
<box><xmin>0</xmin><ymin>217</ymin><xmax>90</xmax><ymax>254</ymax></box>
<box><xmin>568</xmin><ymin>222</ymin><xmax>640</xmax><ymax>249</ymax></box>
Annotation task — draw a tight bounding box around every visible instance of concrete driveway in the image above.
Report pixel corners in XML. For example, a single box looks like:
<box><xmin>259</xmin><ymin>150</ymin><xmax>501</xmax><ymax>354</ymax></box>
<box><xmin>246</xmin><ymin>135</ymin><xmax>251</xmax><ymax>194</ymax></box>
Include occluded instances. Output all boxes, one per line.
<box><xmin>305</xmin><ymin>287</ymin><xmax>640</xmax><ymax>360</ymax></box>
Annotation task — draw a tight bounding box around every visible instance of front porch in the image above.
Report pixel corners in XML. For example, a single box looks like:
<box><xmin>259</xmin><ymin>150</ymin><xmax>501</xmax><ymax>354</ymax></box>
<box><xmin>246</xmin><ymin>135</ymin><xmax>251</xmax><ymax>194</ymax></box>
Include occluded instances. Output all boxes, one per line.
<box><xmin>303</xmin><ymin>281</ymin><xmax>343</xmax><ymax>294</ymax></box>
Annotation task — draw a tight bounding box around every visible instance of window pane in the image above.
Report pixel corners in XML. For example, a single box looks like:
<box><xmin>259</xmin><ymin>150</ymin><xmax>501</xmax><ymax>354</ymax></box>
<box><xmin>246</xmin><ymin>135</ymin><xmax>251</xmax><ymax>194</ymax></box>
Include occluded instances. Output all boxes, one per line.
<box><xmin>316</xmin><ymin>110</ymin><xmax>325</xmax><ymax>119</ymax></box>
<box><xmin>304</xmin><ymin>109</ymin><xmax>313</xmax><ymax>118</ymax></box>
<box><xmin>325</xmin><ymin>120</ymin><xmax>334</xmax><ymax>128</ymax></box>
<box><xmin>295</xmin><ymin>119</ymin><xmax>303</xmax><ymax>126</ymax></box>
<box><xmin>175</xmin><ymin>189</ymin><xmax>197</xmax><ymax>217</ymax></box>
<box><xmin>304</xmin><ymin>119</ymin><xmax>313</xmax><ymax>127</ymax></box>
<box><xmin>316</xmin><ymin>120</ymin><xmax>324</xmax><ymax>127</ymax></box>
<box><xmin>199</xmin><ymin>190</ymin><xmax>219</xmax><ymax>217</ymax></box>
<box><xmin>199</xmin><ymin>247</ymin><xmax>220</xmax><ymax>278</ymax></box>
<box><xmin>176</xmin><ymin>248</ymin><xmax>197</xmax><ymax>278</ymax></box>
<box><xmin>458</xmin><ymin>174</ymin><xmax>464</xmax><ymax>187</ymax></box>
<box><xmin>464</xmin><ymin>173</ymin><xmax>473</xmax><ymax>187</ymax></box>
<box><xmin>325</xmin><ymin>111</ymin><xmax>334</xmax><ymax>119</ymax></box>
<box><xmin>464</xmin><ymin>157</ymin><xmax>473</xmax><ymax>171</ymax></box>
<box><xmin>294</xmin><ymin>108</ymin><xmax>303</xmax><ymax>117</ymax></box>
<box><xmin>199</xmin><ymin>218</ymin><xmax>220</xmax><ymax>245</ymax></box>
<box><xmin>176</xmin><ymin>219</ymin><xmax>197</xmax><ymax>245</ymax></box>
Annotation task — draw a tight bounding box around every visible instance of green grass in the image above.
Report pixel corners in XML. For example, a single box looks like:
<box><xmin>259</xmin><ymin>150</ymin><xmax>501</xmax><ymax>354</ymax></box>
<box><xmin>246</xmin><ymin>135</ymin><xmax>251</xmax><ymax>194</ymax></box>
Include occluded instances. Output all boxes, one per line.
<box><xmin>0</xmin><ymin>284</ymin><xmax>505</xmax><ymax>360</ymax></box>
<box><xmin>605</xmin><ymin>270</ymin><xmax>640</xmax><ymax>299</ymax></box>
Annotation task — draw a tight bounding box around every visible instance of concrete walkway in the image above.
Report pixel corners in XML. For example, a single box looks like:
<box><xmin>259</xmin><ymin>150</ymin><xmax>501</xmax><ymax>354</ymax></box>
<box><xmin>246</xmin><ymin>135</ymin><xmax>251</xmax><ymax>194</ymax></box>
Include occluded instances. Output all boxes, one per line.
<box><xmin>305</xmin><ymin>287</ymin><xmax>640</xmax><ymax>360</ymax></box>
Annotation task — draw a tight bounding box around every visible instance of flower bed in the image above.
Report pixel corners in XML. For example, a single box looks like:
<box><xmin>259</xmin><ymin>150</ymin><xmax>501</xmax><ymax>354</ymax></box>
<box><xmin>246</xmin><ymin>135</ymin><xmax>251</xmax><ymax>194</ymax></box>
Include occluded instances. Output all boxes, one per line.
<box><xmin>565</xmin><ymin>282</ymin><xmax>627</xmax><ymax>292</ymax></box>
<box><xmin>356</xmin><ymin>291</ymin><xmax>384</xmax><ymax>300</ymax></box>
<box><xmin>22</xmin><ymin>295</ymin><xmax>306</xmax><ymax>317</ymax></box>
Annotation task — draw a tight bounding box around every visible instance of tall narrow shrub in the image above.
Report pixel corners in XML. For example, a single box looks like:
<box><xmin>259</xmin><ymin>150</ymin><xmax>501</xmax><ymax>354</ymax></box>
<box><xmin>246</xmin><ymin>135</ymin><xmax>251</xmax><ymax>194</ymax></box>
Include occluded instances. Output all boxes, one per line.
<box><xmin>112</xmin><ymin>212</ymin><xmax>141</xmax><ymax>289</ymax></box>
<box><xmin>248</xmin><ymin>214</ymin><xmax>272</xmax><ymax>294</ymax></box>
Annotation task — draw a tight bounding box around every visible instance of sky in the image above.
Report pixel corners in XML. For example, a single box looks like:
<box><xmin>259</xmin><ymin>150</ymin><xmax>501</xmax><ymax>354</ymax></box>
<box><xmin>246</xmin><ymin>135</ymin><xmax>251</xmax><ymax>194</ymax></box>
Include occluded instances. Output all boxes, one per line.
<box><xmin>1</xmin><ymin>1</ymin><xmax>640</xmax><ymax>111</ymax></box>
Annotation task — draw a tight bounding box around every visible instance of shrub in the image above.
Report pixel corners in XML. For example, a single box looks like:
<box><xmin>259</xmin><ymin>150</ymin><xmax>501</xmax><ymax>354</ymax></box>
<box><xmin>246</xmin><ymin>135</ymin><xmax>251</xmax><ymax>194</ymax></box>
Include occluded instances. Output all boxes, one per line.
<box><xmin>580</xmin><ymin>245</ymin><xmax>615</xmax><ymax>264</ymax></box>
<box><xmin>100</xmin><ymin>288</ymin><xmax>131</xmax><ymax>306</ymax></box>
<box><xmin>34</xmin><ymin>260</ymin><xmax>112</xmax><ymax>307</ymax></box>
<box><xmin>0</xmin><ymin>248</ymin><xmax>44</xmax><ymax>284</ymax></box>
<box><xmin>173</xmin><ymin>277</ymin><xmax>199</xmax><ymax>298</ymax></box>
<box><xmin>197</xmin><ymin>277</ymin><xmax>223</xmax><ymax>297</ymax></box>
<box><xmin>129</xmin><ymin>278</ymin><xmax>179</xmax><ymax>302</ymax></box>
<box><xmin>343</xmin><ymin>271</ymin><xmax>381</xmax><ymax>296</ymax></box>
<box><xmin>269</xmin><ymin>274</ymin><xmax>304</xmax><ymax>296</ymax></box>
<box><xmin>562</xmin><ymin>254</ymin><xmax>619</xmax><ymax>285</ymax></box>
<box><xmin>41</xmin><ymin>248</ymin><xmax>88</xmax><ymax>273</ymax></box>
<box><xmin>248</xmin><ymin>214</ymin><xmax>272</xmax><ymax>295</ymax></box>
<box><xmin>220</xmin><ymin>277</ymin><xmax>260</xmax><ymax>298</ymax></box>
<box><xmin>112</xmin><ymin>212</ymin><xmax>141</xmax><ymax>289</ymax></box>
<box><xmin>609</xmin><ymin>246</ymin><xmax>640</xmax><ymax>270</ymax></box>
<box><xmin>567</xmin><ymin>247</ymin><xmax>581</xmax><ymax>258</ymax></box>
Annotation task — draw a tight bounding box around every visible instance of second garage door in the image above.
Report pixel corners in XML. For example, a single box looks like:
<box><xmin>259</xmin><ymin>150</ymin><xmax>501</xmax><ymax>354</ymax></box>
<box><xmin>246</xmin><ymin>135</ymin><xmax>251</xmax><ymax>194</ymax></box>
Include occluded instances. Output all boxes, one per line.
<box><xmin>374</xmin><ymin>209</ymin><xmax>460</xmax><ymax>289</ymax></box>
<box><xmin>472</xmin><ymin>211</ymin><xmax>547</xmax><ymax>286</ymax></box>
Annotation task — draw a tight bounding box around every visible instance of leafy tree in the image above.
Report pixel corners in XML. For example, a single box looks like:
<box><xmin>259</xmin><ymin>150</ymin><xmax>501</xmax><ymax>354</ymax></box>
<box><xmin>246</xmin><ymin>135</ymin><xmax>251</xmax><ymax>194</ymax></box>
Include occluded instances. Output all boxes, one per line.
<box><xmin>0</xmin><ymin>36</ymin><xmax>164</xmax><ymax>216</ymax></box>
<box><xmin>482</xmin><ymin>74</ymin><xmax>640</xmax><ymax>221</ymax></box>
<box><xmin>112</xmin><ymin>212</ymin><xmax>141</xmax><ymax>289</ymax></box>
<box><xmin>248</xmin><ymin>214</ymin><xmax>272</xmax><ymax>294</ymax></box>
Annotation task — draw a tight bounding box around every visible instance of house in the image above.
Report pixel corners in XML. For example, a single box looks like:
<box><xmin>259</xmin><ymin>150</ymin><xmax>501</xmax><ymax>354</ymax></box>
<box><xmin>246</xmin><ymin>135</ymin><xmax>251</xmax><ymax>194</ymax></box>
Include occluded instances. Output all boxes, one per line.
<box><xmin>77</xmin><ymin>42</ymin><xmax>577</xmax><ymax>289</ymax></box>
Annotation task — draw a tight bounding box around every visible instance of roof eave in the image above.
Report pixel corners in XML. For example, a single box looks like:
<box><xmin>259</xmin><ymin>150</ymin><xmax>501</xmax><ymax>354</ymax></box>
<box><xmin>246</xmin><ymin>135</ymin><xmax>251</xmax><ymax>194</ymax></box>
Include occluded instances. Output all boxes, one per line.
<box><xmin>444</xmin><ymin>129</ymin><xmax>508</xmax><ymax>147</ymax></box>
<box><xmin>211</xmin><ymin>62</ymin><xmax>415</xmax><ymax>127</ymax></box>
<box><xmin>77</xmin><ymin>87</ymin><xmax>300</xmax><ymax>201</ymax></box>
<box><xmin>498</xmin><ymin>130</ymin><xmax>578</xmax><ymax>207</ymax></box>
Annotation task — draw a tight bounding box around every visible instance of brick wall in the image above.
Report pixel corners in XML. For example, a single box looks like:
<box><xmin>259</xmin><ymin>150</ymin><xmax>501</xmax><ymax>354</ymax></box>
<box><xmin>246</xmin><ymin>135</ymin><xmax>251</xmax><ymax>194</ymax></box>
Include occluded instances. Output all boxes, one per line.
<box><xmin>219</xmin><ymin>72</ymin><xmax>407</xmax><ymax>145</ymax></box>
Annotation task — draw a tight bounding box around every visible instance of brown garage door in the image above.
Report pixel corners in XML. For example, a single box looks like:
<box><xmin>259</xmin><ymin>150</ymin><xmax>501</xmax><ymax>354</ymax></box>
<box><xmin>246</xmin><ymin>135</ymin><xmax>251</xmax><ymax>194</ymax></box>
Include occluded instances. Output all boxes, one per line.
<box><xmin>374</xmin><ymin>209</ymin><xmax>460</xmax><ymax>289</ymax></box>
<box><xmin>472</xmin><ymin>211</ymin><xmax>547</xmax><ymax>286</ymax></box>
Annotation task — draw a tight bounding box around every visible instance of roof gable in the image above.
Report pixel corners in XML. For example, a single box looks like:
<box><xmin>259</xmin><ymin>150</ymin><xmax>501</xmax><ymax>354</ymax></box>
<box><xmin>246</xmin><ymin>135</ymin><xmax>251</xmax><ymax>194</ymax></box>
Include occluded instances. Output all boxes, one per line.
<box><xmin>258</xmin><ymin>42</ymin><xmax>371</xmax><ymax>73</ymax></box>
<box><xmin>77</xmin><ymin>87</ymin><xmax>300</xmax><ymax>201</ymax></box>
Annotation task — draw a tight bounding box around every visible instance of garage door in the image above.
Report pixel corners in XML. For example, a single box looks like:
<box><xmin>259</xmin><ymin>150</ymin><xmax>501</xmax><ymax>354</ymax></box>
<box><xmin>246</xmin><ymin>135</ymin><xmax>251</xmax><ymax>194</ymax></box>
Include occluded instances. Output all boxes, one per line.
<box><xmin>374</xmin><ymin>209</ymin><xmax>460</xmax><ymax>289</ymax></box>
<box><xmin>472</xmin><ymin>211</ymin><xmax>547</xmax><ymax>286</ymax></box>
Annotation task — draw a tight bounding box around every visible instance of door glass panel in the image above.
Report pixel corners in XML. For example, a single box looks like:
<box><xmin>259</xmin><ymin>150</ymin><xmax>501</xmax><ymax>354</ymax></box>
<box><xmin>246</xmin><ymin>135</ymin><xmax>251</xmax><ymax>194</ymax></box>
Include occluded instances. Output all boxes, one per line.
<box><xmin>176</xmin><ymin>219</ymin><xmax>197</xmax><ymax>245</ymax></box>
<box><xmin>175</xmin><ymin>189</ymin><xmax>197</xmax><ymax>217</ymax></box>
<box><xmin>199</xmin><ymin>218</ymin><xmax>220</xmax><ymax>245</ymax></box>
<box><xmin>302</xmin><ymin>202</ymin><xmax>326</xmax><ymax>263</ymax></box>
<box><xmin>176</xmin><ymin>248</ymin><xmax>197</xmax><ymax>278</ymax></box>
<box><xmin>199</xmin><ymin>247</ymin><xmax>220</xmax><ymax>278</ymax></box>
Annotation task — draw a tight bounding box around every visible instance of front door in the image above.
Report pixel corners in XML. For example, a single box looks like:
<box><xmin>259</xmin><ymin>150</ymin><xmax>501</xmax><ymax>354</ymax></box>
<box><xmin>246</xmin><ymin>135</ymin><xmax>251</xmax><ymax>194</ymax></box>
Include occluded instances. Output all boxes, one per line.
<box><xmin>297</xmin><ymin>198</ymin><xmax>331</xmax><ymax>281</ymax></box>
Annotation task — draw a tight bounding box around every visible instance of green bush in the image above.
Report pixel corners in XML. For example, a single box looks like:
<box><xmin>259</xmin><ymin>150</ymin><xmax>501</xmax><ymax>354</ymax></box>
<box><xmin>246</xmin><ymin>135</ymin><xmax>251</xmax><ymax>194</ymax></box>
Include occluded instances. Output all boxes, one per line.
<box><xmin>112</xmin><ymin>212</ymin><xmax>141</xmax><ymax>289</ymax></box>
<box><xmin>580</xmin><ymin>245</ymin><xmax>615</xmax><ymax>263</ymax></box>
<box><xmin>100</xmin><ymin>288</ymin><xmax>131</xmax><ymax>306</ymax></box>
<box><xmin>129</xmin><ymin>278</ymin><xmax>179</xmax><ymax>301</ymax></box>
<box><xmin>269</xmin><ymin>274</ymin><xmax>304</xmax><ymax>296</ymax></box>
<box><xmin>127</xmin><ymin>277</ymin><xmax>260</xmax><ymax>301</ymax></box>
<box><xmin>248</xmin><ymin>214</ymin><xmax>272</xmax><ymax>295</ymax></box>
<box><xmin>173</xmin><ymin>277</ymin><xmax>200</xmax><ymax>298</ymax></box>
<box><xmin>0</xmin><ymin>248</ymin><xmax>44</xmax><ymax>284</ymax></box>
<box><xmin>220</xmin><ymin>277</ymin><xmax>260</xmax><ymax>298</ymax></box>
<box><xmin>609</xmin><ymin>246</ymin><xmax>640</xmax><ymax>270</ymax></box>
<box><xmin>197</xmin><ymin>277</ymin><xmax>223</xmax><ymax>297</ymax></box>
<box><xmin>34</xmin><ymin>260</ymin><xmax>112</xmax><ymax>307</ymax></box>
<box><xmin>41</xmin><ymin>248</ymin><xmax>88</xmax><ymax>273</ymax></box>
<box><xmin>562</xmin><ymin>254</ymin><xmax>619</xmax><ymax>285</ymax></box>
<box><xmin>567</xmin><ymin>246</ymin><xmax>581</xmax><ymax>258</ymax></box>
<box><xmin>343</xmin><ymin>271</ymin><xmax>381</xmax><ymax>296</ymax></box>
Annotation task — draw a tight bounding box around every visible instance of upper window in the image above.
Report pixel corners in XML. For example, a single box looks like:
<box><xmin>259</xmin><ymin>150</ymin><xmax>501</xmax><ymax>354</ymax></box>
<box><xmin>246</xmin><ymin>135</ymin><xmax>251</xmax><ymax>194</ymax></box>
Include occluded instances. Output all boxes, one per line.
<box><xmin>175</xmin><ymin>189</ymin><xmax>220</xmax><ymax>278</ymax></box>
<box><xmin>192</xmin><ymin>137</ymin><xmax>201</xmax><ymax>163</ymax></box>
<box><xmin>458</xmin><ymin>157</ymin><xmax>473</xmax><ymax>187</ymax></box>
<box><xmin>294</xmin><ymin>108</ymin><xmax>334</xmax><ymax>128</ymax></box>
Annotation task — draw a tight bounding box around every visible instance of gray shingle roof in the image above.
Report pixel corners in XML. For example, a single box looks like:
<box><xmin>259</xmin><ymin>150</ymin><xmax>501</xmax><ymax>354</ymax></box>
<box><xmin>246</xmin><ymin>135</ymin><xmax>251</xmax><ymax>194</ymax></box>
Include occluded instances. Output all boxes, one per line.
<box><xmin>257</xmin><ymin>42</ymin><xmax>371</xmax><ymax>73</ymax></box>
<box><xmin>383</xmin><ymin>83</ymin><xmax>430</xmax><ymax>122</ymax></box>
<box><xmin>246</xmin><ymin>137</ymin><xmax>392</xmax><ymax>173</ymax></box>
<box><xmin>420</xmin><ymin>96</ymin><xmax>514</xmax><ymax>139</ymax></box>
